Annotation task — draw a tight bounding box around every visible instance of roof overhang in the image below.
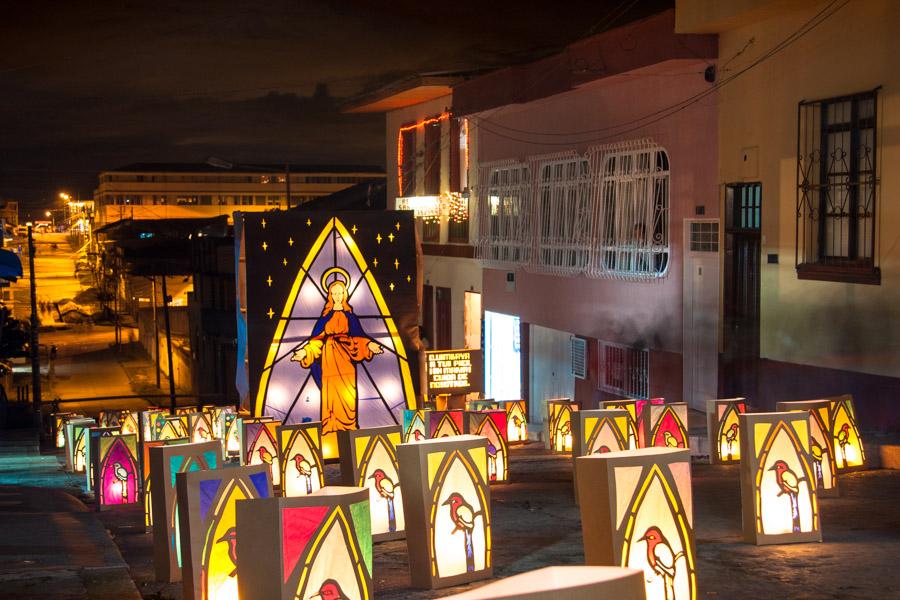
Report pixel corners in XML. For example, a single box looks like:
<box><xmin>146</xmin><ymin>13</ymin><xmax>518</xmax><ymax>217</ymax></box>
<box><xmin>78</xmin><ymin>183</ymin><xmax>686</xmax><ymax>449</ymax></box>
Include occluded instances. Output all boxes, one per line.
<box><xmin>342</xmin><ymin>75</ymin><xmax>463</xmax><ymax>114</ymax></box>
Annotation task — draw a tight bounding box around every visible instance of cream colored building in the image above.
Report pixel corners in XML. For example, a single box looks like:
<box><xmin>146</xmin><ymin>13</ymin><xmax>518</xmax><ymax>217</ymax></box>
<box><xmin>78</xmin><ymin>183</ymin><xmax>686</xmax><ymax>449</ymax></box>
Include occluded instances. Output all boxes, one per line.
<box><xmin>677</xmin><ymin>0</ymin><xmax>900</xmax><ymax>430</ymax></box>
<box><xmin>93</xmin><ymin>162</ymin><xmax>383</xmax><ymax>225</ymax></box>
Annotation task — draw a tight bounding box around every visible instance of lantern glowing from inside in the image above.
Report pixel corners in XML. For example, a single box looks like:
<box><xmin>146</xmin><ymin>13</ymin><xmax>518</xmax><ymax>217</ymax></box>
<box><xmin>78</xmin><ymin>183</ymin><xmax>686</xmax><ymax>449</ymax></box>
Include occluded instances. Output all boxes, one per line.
<box><xmin>157</xmin><ymin>415</ymin><xmax>189</xmax><ymax>441</ymax></box>
<box><xmin>187</xmin><ymin>412</ymin><xmax>215</xmax><ymax>443</ymax></box>
<box><xmin>441</xmin><ymin>565</ymin><xmax>647</xmax><ymax>600</ymax></box>
<box><xmin>117</xmin><ymin>410</ymin><xmax>140</xmax><ymax>437</ymax></box>
<box><xmin>643</xmin><ymin>402</ymin><xmax>689</xmax><ymax>450</ymax></box>
<box><xmin>775</xmin><ymin>400</ymin><xmax>838</xmax><ymax>497</ymax></box>
<box><xmin>576</xmin><ymin>448</ymin><xmax>696</xmax><ymax>600</ymax></box>
<box><xmin>398</xmin><ymin>435</ymin><xmax>492</xmax><ymax>589</ymax></box>
<box><xmin>210</xmin><ymin>407</ymin><xmax>235</xmax><ymax>439</ymax></box>
<box><xmin>94</xmin><ymin>433</ymin><xmax>140</xmax><ymax>508</ymax></box>
<box><xmin>498</xmin><ymin>400</ymin><xmax>528</xmax><ymax>444</ymax></box>
<box><xmin>572</xmin><ymin>409</ymin><xmax>630</xmax><ymax>458</ymax></box>
<box><xmin>547</xmin><ymin>399</ymin><xmax>577</xmax><ymax>453</ymax></box>
<box><xmin>403</xmin><ymin>409</ymin><xmax>430</xmax><ymax>442</ymax></box>
<box><xmin>430</xmin><ymin>410</ymin><xmax>464</xmax><ymax>438</ymax></box>
<box><xmin>150</xmin><ymin>441</ymin><xmax>222</xmax><ymax>582</ymax></box>
<box><xmin>706</xmin><ymin>398</ymin><xmax>746</xmax><ymax>464</ymax></box>
<box><xmin>176</xmin><ymin>464</ymin><xmax>273</xmax><ymax>600</ymax></box>
<box><xmin>142</xmin><ymin>409</ymin><xmax>166</xmax><ymax>441</ymax></box>
<box><xmin>86</xmin><ymin>427</ymin><xmax>119</xmax><ymax>491</ymax></box>
<box><xmin>52</xmin><ymin>412</ymin><xmax>75</xmax><ymax>448</ymax></box>
<box><xmin>177</xmin><ymin>406</ymin><xmax>199</xmax><ymax>416</ymax></box>
<box><xmin>143</xmin><ymin>437</ymin><xmax>189</xmax><ymax>528</ymax></box>
<box><xmin>338</xmin><ymin>425</ymin><xmax>405</xmax><ymax>541</ymax></box>
<box><xmin>277</xmin><ymin>422</ymin><xmax>325</xmax><ymax>497</ymax></box>
<box><xmin>235</xmin><ymin>487</ymin><xmax>373</xmax><ymax>600</ymax></box>
<box><xmin>243</xmin><ymin>419</ymin><xmax>281</xmax><ymax>487</ymax></box>
<box><xmin>828</xmin><ymin>394</ymin><xmax>865</xmax><ymax>471</ymax></box>
<box><xmin>222</xmin><ymin>413</ymin><xmax>244</xmax><ymax>458</ymax></box>
<box><xmin>739</xmin><ymin>412</ymin><xmax>821</xmax><ymax>545</ymax></box>
<box><xmin>465</xmin><ymin>411</ymin><xmax>509</xmax><ymax>483</ymax></box>
<box><xmin>599</xmin><ymin>400</ymin><xmax>642</xmax><ymax>449</ymax></box>
<box><xmin>69</xmin><ymin>419</ymin><xmax>96</xmax><ymax>473</ymax></box>
<box><xmin>467</xmin><ymin>400</ymin><xmax>500</xmax><ymax>411</ymax></box>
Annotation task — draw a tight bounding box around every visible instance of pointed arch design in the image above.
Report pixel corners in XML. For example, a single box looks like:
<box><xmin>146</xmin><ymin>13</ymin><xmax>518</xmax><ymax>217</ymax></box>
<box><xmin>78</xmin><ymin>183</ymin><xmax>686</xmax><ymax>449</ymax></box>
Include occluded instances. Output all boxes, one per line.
<box><xmin>831</xmin><ymin>398</ymin><xmax>865</xmax><ymax>470</ymax></box>
<box><xmin>432</xmin><ymin>413</ymin><xmax>462</xmax><ymax>438</ymax></box>
<box><xmin>620</xmin><ymin>464</ymin><xmax>697</xmax><ymax>600</ymax></box>
<box><xmin>754</xmin><ymin>421</ymin><xmax>818</xmax><ymax>537</ymax></box>
<box><xmin>587</xmin><ymin>416</ymin><xmax>629</xmax><ymax>454</ymax></box>
<box><xmin>428</xmin><ymin>449</ymin><xmax>492</xmax><ymax>578</ymax></box>
<box><xmin>504</xmin><ymin>401</ymin><xmax>528</xmax><ymax>443</ymax></box>
<box><xmin>246</xmin><ymin>421</ymin><xmax>281</xmax><ymax>487</ymax></box>
<box><xmin>650</xmin><ymin>406</ymin><xmax>687</xmax><ymax>449</ymax></box>
<box><xmin>549</xmin><ymin>402</ymin><xmax>575</xmax><ymax>452</ymax></box>
<box><xmin>403</xmin><ymin>410</ymin><xmax>428</xmax><ymax>442</ymax></box>
<box><xmin>806</xmin><ymin>407</ymin><xmax>837</xmax><ymax>493</ymax></box>
<box><xmin>279</xmin><ymin>425</ymin><xmax>324</xmax><ymax>497</ymax></box>
<box><xmin>253</xmin><ymin>218</ymin><xmax>416</xmax><ymax>456</ymax></box>
<box><xmin>356</xmin><ymin>432</ymin><xmax>404</xmax><ymax>538</ymax></box>
<box><xmin>201</xmin><ymin>479</ymin><xmax>253</xmax><ymax>600</ymax></box>
<box><xmin>715</xmin><ymin>403</ymin><xmax>742</xmax><ymax>462</ymax></box>
<box><xmin>190</xmin><ymin>413</ymin><xmax>214</xmax><ymax>443</ymax></box>
<box><xmin>474</xmin><ymin>414</ymin><xmax>508</xmax><ymax>482</ymax></box>
<box><xmin>97</xmin><ymin>436</ymin><xmax>139</xmax><ymax>506</ymax></box>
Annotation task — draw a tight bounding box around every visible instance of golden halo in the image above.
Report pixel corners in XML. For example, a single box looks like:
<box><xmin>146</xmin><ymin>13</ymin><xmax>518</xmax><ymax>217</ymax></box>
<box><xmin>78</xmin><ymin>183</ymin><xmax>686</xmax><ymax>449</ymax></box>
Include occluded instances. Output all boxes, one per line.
<box><xmin>321</xmin><ymin>267</ymin><xmax>351</xmax><ymax>292</ymax></box>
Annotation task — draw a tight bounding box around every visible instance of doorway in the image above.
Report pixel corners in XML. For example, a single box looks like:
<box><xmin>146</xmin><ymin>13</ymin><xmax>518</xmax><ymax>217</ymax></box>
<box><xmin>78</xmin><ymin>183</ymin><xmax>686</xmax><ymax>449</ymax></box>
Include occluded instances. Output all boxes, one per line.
<box><xmin>683</xmin><ymin>219</ymin><xmax>720</xmax><ymax>411</ymax></box>
<box><xmin>435</xmin><ymin>287</ymin><xmax>452</xmax><ymax>349</ymax></box>
<box><xmin>722</xmin><ymin>183</ymin><xmax>761</xmax><ymax>403</ymax></box>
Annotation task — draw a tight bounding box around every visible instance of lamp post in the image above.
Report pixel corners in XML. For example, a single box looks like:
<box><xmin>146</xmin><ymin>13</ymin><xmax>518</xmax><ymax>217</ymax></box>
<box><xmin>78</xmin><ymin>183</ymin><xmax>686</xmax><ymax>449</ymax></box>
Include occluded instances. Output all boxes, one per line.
<box><xmin>27</xmin><ymin>223</ymin><xmax>41</xmax><ymax>417</ymax></box>
<box><xmin>206</xmin><ymin>157</ymin><xmax>293</xmax><ymax>209</ymax></box>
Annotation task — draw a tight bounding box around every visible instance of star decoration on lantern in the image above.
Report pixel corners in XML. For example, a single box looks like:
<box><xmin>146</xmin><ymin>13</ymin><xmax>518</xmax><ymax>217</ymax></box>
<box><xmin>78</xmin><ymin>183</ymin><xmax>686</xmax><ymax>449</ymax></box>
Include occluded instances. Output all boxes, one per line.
<box><xmin>373</xmin><ymin>258</ymin><xmax>378</xmax><ymax>267</ymax></box>
<box><xmin>267</xmin><ymin>308</ymin><xmax>274</xmax><ymax>319</ymax></box>
<box><xmin>262</xmin><ymin>241</ymin><xmax>268</xmax><ymax>251</ymax></box>
<box><xmin>282</xmin><ymin>258</ymin><xmax>288</xmax><ymax>266</ymax></box>
<box><xmin>389</xmin><ymin>282</ymin><xmax>395</xmax><ymax>291</ymax></box>
<box><xmin>306</xmin><ymin>218</ymin><xmax>312</xmax><ymax>227</ymax></box>
<box><xmin>261</xmin><ymin>218</ymin><xmax>267</xmax><ymax>229</ymax></box>
<box><xmin>394</xmin><ymin>258</ymin><xmax>399</xmax><ymax>269</ymax></box>
<box><xmin>395</xmin><ymin>222</ymin><xmax>400</xmax><ymax>231</ymax></box>
<box><xmin>376</xmin><ymin>233</ymin><xmax>382</xmax><ymax>244</ymax></box>
<box><xmin>388</xmin><ymin>233</ymin><xmax>395</xmax><ymax>243</ymax></box>
<box><xmin>406</xmin><ymin>275</ymin><xmax>411</xmax><ymax>283</ymax></box>
<box><xmin>266</xmin><ymin>276</ymin><xmax>272</xmax><ymax>287</ymax></box>
<box><xmin>288</xmin><ymin>237</ymin><xmax>294</xmax><ymax>246</ymax></box>
<box><xmin>351</xmin><ymin>225</ymin><xmax>358</xmax><ymax>234</ymax></box>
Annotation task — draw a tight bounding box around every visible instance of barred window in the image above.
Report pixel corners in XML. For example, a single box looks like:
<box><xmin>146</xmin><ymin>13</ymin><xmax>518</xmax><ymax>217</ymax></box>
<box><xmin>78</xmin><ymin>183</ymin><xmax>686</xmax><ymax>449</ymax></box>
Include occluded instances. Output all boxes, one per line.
<box><xmin>535</xmin><ymin>155</ymin><xmax>592</xmax><ymax>273</ymax></box>
<box><xmin>598</xmin><ymin>340</ymin><xmax>648</xmax><ymax>399</ymax></box>
<box><xmin>797</xmin><ymin>89</ymin><xmax>879</xmax><ymax>284</ymax></box>
<box><xmin>477</xmin><ymin>162</ymin><xmax>531</xmax><ymax>265</ymax></box>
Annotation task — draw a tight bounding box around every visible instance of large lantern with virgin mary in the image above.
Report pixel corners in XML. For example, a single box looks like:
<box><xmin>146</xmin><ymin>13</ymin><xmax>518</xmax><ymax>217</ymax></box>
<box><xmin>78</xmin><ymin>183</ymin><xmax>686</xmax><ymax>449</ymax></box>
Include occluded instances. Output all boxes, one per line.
<box><xmin>739</xmin><ymin>412</ymin><xmax>821</xmax><ymax>545</ymax></box>
<box><xmin>242</xmin><ymin>212</ymin><xmax>419</xmax><ymax>462</ymax></box>
<box><xmin>398</xmin><ymin>435</ymin><xmax>492</xmax><ymax>589</ymax></box>
<box><xmin>576</xmin><ymin>448</ymin><xmax>697</xmax><ymax>600</ymax></box>
<box><xmin>775</xmin><ymin>400</ymin><xmax>838</xmax><ymax>497</ymax></box>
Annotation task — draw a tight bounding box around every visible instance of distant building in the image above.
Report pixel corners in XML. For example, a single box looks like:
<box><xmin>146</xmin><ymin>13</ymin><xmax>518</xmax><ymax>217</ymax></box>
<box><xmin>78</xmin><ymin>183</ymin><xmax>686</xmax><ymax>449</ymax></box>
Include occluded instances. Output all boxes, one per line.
<box><xmin>0</xmin><ymin>200</ymin><xmax>19</xmax><ymax>228</ymax></box>
<box><xmin>92</xmin><ymin>162</ymin><xmax>384</xmax><ymax>226</ymax></box>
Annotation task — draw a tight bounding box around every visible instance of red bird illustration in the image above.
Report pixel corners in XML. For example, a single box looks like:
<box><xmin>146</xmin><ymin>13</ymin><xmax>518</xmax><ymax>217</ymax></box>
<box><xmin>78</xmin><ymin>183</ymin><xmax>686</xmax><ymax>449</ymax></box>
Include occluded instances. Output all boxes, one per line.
<box><xmin>836</xmin><ymin>423</ymin><xmax>851</xmax><ymax>468</ymax></box>
<box><xmin>443</xmin><ymin>492</ymin><xmax>481</xmax><ymax>572</ymax></box>
<box><xmin>369</xmin><ymin>468</ymin><xmax>399</xmax><ymax>532</ymax></box>
<box><xmin>594</xmin><ymin>445</ymin><xmax>611</xmax><ymax>454</ymax></box>
<box><xmin>413</xmin><ymin>429</ymin><xmax>425</xmax><ymax>441</ymax></box>
<box><xmin>216</xmin><ymin>527</ymin><xmax>238</xmax><ymax>577</ymax></box>
<box><xmin>197</xmin><ymin>426</ymin><xmax>210</xmax><ymax>440</ymax></box>
<box><xmin>257</xmin><ymin>446</ymin><xmax>273</xmax><ymax>465</ymax></box>
<box><xmin>638</xmin><ymin>526</ymin><xmax>683</xmax><ymax>600</ymax></box>
<box><xmin>724</xmin><ymin>422</ymin><xmax>739</xmax><ymax>461</ymax></box>
<box><xmin>293</xmin><ymin>453</ymin><xmax>314</xmax><ymax>494</ymax></box>
<box><xmin>769</xmin><ymin>459</ymin><xmax>805</xmax><ymax>533</ymax></box>
<box><xmin>307</xmin><ymin>578</ymin><xmax>349</xmax><ymax>600</ymax></box>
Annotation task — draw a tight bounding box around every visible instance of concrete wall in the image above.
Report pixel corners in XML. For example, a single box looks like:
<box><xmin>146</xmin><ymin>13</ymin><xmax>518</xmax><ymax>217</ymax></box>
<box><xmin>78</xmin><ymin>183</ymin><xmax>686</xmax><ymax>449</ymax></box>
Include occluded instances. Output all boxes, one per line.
<box><xmin>478</xmin><ymin>58</ymin><xmax>719</xmax><ymax>360</ymax></box>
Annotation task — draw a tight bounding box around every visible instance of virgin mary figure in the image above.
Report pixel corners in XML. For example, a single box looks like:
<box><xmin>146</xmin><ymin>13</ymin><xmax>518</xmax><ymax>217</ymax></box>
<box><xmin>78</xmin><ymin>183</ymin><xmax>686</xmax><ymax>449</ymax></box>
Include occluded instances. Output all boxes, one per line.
<box><xmin>290</xmin><ymin>268</ymin><xmax>382</xmax><ymax>446</ymax></box>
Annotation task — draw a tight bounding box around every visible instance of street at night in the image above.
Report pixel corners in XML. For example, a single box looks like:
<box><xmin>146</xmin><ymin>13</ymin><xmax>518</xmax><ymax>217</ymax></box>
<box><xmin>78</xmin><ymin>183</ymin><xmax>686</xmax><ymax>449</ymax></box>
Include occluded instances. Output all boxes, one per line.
<box><xmin>2</xmin><ymin>1</ymin><xmax>900</xmax><ymax>599</ymax></box>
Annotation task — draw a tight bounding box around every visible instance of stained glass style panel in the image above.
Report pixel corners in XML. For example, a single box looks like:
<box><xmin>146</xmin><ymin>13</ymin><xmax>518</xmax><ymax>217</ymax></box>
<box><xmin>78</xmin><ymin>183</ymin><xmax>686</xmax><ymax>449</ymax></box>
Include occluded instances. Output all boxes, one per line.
<box><xmin>548</xmin><ymin>399</ymin><xmax>578</xmax><ymax>453</ymax></box>
<box><xmin>277</xmin><ymin>423</ymin><xmax>325</xmax><ymax>498</ymax></box>
<box><xmin>644</xmin><ymin>403</ymin><xmax>689</xmax><ymax>450</ymax></box>
<box><xmin>95</xmin><ymin>434</ymin><xmax>140</xmax><ymax>508</ymax></box>
<box><xmin>465</xmin><ymin>411</ymin><xmax>509</xmax><ymax>483</ymax></box>
<box><xmin>706</xmin><ymin>398</ymin><xmax>746</xmax><ymax>464</ymax></box>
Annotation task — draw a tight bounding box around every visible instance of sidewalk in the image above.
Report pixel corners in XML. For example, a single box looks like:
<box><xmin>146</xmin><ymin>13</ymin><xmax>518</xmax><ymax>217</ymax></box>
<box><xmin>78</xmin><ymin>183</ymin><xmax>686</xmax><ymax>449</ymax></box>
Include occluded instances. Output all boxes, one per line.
<box><xmin>0</xmin><ymin>430</ymin><xmax>140</xmax><ymax>599</ymax></box>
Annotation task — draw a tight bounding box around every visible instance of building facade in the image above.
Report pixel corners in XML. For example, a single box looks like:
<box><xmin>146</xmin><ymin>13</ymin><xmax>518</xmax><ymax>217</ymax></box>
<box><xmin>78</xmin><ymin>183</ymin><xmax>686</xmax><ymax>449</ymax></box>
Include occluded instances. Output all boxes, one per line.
<box><xmin>677</xmin><ymin>0</ymin><xmax>900</xmax><ymax>431</ymax></box>
<box><xmin>93</xmin><ymin>163</ymin><xmax>383</xmax><ymax>225</ymax></box>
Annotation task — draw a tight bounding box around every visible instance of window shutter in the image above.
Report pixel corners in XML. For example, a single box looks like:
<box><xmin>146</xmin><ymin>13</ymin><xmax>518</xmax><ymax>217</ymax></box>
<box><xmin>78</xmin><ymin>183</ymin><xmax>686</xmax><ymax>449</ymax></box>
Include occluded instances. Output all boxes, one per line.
<box><xmin>571</xmin><ymin>336</ymin><xmax>587</xmax><ymax>380</ymax></box>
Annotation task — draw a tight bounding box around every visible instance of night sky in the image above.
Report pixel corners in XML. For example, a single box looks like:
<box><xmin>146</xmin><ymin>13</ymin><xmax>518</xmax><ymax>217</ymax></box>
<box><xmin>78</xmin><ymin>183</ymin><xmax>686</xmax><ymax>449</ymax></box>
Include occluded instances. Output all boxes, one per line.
<box><xmin>0</xmin><ymin>0</ymin><xmax>670</xmax><ymax>214</ymax></box>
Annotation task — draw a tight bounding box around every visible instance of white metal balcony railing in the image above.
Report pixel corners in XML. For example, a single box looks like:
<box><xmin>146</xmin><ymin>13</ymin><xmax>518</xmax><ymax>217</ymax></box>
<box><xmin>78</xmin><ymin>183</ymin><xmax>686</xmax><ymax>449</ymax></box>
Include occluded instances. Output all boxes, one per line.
<box><xmin>475</xmin><ymin>138</ymin><xmax>670</xmax><ymax>281</ymax></box>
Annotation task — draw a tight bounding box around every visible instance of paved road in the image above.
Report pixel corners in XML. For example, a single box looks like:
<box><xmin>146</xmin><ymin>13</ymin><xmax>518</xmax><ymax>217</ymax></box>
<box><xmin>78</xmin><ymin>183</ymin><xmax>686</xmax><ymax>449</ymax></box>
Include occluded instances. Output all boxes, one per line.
<box><xmin>8</xmin><ymin>232</ymin><xmax>87</xmax><ymax>324</ymax></box>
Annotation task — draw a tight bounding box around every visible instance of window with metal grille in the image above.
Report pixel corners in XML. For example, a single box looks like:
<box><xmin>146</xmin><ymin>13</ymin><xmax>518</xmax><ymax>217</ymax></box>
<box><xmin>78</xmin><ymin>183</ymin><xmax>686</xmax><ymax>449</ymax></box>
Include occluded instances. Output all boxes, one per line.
<box><xmin>571</xmin><ymin>336</ymin><xmax>587</xmax><ymax>379</ymax></box>
<box><xmin>476</xmin><ymin>161</ymin><xmax>532</xmax><ymax>265</ymax></box>
<box><xmin>591</xmin><ymin>142</ymin><xmax>670</xmax><ymax>279</ymax></box>
<box><xmin>797</xmin><ymin>89</ymin><xmax>879</xmax><ymax>284</ymax></box>
<box><xmin>535</xmin><ymin>155</ymin><xmax>592</xmax><ymax>274</ymax></box>
<box><xmin>598</xmin><ymin>340</ymin><xmax>649</xmax><ymax>399</ymax></box>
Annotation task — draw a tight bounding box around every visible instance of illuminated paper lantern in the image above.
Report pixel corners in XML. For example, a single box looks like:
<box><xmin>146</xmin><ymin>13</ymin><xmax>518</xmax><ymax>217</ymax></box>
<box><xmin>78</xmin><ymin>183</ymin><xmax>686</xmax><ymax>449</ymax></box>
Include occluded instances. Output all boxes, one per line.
<box><xmin>142</xmin><ymin>409</ymin><xmax>166</xmax><ymax>441</ymax></box>
<box><xmin>775</xmin><ymin>400</ymin><xmax>838</xmax><ymax>497</ymax></box>
<box><xmin>828</xmin><ymin>394</ymin><xmax>866</xmax><ymax>471</ymax></box>
<box><xmin>398</xmin><ymin>434</ymin><xmax>492</xmax><ymax>589</ymax></box>
<box><xmin>442</xmin><ymin>565</ymin><xmax>646</xmax><ymax>600</ymax></box>
<box><xmin>403</xmin><ymin>409</ymin><xmax>431</xmax><ymax>442</ymax></box>
<box><xmin>599</xmin><ymin>400</ymin><xmax>641</xmax><ymax>449</ymax></box>
<box><xmin>176</xmin><ymin>464</ymin><xmax>273</xmax><ymax>600</ymax></box>
<box><xmin>468</xmin><ymin>399</ymin><xmax>500</xmax><ymax>411</ymax></box>
<box><xmin>498</xmin><ymin>400</ymin><xmax>528</xmax><ymax>444</ymax></box>
<box><xmin>117</xmin><ymin>410</ymin><xmax>141</xmax><ymax>438</ymax></box>
<box><xmin>52</xmin><ymin>412</ymin><xmax>75</xmax><ymax>448</ymax></box>
<box><xmin>158</xmin><ymin>415</ymin><xmax>190</xmax><ymax>440</ymax></box>
<box><xmin>430</xmin><ymin>410</ymin><xmax>464</xmax><ymax>438</ymax></box>
<box><xmin>94</xmin><ymin>433</ymin><xmax>140</xmax><ymax>508</ymax></box>
<box><xmin>739</xmin><ymin>412</ymin><xmax>821</xmax><ymax>545</ymax></box>
<box><xmin>187</xmin><ymin>412</ymin><xmax>215</xmax><ymax>443</ymax></box>
<box><xmin>86</xmin><ymin>427</ymin><xmax>119</xmax><ymax>491</ymax></box>
<box><xmin>277</xmin><ymin>422</ymin><xmax>325</xmax><ymax>497</ymax></box>
<box><xmin>177</xmin><ymin>406</ymin><xmax>199</xmax><ymax>415</ymax></box>
<box><xmin>243</xmin><ymin>419</ymin><xmax>281</xmax><ymax>487</ymax></box>
<box><xmin>547</xmin><ymin>398</ymin><xmax>577</xmax><ymax>453</ymax></box>
<box><xmin>465</xmin><ymin>411</ymin><xmax>509</xmax><ymax>483</ymax></box>
<box><xmin>642</xmin><ymin>402</ymin><xmax>689</xmax><ymax>450</ymax></box>
<box><xmin>67</xmin><ymin>418</ymin><xmax>96</xmax><ymax>473</ymax></box>
<box><xmin>576</xmin><ymin>447</ymin><xmax>696</xmax><ymax>600</ymax></box>
<box><xmin>706</xmin><ymin>398</ymin><xmax>747</xmax><ymax>464</ymax></box>
<box><xmin>338</xmin><ymin>425</ymin><xmax>405</xmax><ymax>541</ymax></box>
<box><xmin>235</xmin><ymin>487</ymin><xmax>373</xmax><ymax>600</ymax></box>
<box><xmin>150</xmin><ymin>441</ymin><xmax>222</xmax><ymax>582</ymax></box>
<box><xmin>143</xmin><ymin>437</ymin><xmax>189</xmax><ymax>528</ymax></box>
<box><xmin>221</xmin><ymin>413</ymin><xmax>241</xmax><ymax>458</ymax></box>
<box><xmin>572</xmin><ymin>409</ymin><xmax>630</xmax><ymax>458</ymax></box>
<box><xmin>210</xmin><ymin>406</ymin><xmax>235</xmax><ymax>439</ymax></box>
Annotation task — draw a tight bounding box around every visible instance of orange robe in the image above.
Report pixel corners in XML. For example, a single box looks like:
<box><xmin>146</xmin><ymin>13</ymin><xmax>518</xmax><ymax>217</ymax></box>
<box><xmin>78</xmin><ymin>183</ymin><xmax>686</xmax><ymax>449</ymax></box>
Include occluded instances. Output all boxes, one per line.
<box><xmin>299</xmin><ymin>310</ymin><xmax>374</xmax><ymax>437</ymax></box>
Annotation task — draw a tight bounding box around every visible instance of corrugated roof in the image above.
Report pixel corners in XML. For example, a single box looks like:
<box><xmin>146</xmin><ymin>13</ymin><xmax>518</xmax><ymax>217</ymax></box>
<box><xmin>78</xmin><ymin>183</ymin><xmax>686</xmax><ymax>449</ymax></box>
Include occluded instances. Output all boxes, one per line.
<box><xmin>107</xmin><ymin>162</ymin><xmax>384</xmax><ymax>174</ymax></box>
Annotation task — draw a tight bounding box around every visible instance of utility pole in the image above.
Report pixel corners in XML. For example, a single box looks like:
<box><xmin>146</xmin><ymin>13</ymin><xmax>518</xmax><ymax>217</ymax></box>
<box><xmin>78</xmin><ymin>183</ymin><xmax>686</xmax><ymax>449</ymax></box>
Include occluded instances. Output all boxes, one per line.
<box><xmin>152</xmin><ymin>276</ymin><xmax>161</xmax><ymax>388</ymax></box>
<box><xmin>27</xmin><ymin>224</ymin><xmax>41</xmax><ymax>417</ymax></box>
<box><xmin>160</xmin><ymin>275</ymin><xmax>177</xmax><ymax>414</ymax></box>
